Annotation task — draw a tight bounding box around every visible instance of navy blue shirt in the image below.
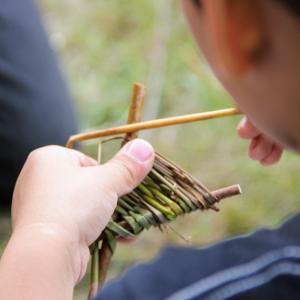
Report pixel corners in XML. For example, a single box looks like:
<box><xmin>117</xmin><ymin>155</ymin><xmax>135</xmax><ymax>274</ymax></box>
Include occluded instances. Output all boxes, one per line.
<box><xmin>95</xmin><ymin>214</ymin><xmax>300</xmax><ymax>300</ymax></box>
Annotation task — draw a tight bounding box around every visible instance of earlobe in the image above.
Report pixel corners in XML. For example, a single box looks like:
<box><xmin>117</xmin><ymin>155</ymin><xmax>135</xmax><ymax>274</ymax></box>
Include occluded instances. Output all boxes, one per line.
<box><xmin>203</xmin><ymin>0</ymin><xmax>265</xmax><ymax>75</ymax></box>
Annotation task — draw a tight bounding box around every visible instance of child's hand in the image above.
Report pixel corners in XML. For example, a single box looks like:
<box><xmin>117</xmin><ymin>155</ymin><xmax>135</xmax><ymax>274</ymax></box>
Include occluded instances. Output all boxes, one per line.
<box><xmin>11</xmin><ymin>140</ymin><xmax>154</xmax><ymax>282</ymax></box>
<box><xmin>237</xmin><ymin>117</ymin><xmax>283</xmax><ymax>166</ymax></box>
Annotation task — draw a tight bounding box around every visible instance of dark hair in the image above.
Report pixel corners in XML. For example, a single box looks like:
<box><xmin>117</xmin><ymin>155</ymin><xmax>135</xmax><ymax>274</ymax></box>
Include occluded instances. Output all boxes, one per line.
<box><xmin>276</xmin><ymin>0</ymin><xmax>300</xmax><ymax>17</ymax></box>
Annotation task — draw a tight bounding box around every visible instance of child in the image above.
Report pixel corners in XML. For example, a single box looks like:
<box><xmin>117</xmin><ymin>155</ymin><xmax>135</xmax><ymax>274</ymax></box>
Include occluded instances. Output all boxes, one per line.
<box><xmin>1</xmin><ymin>0</ymin><xmax>300</xmax><ymax>299</ymax></box>
<box><xmin>97</xmin><ymin>1</ymin><xmax>300</xmax><ymax>299</ymax></box>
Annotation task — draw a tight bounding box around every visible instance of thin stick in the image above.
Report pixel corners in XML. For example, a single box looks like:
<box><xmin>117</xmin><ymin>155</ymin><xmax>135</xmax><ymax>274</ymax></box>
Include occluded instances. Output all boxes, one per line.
<box><xmin>87</xmin><ymin>246</ymin><xmax>99</xmax><ymax>300</ymax></box>
<box><xmin>87</xmin><ymin>143</ymin><xmax>103</xmax><ymax>300</ymax></box>
<box><xmin>97</xmin><ymin>242</ymin><xmax>113</xmax><ymax>288</ymax></box>
<box><xmin>66</xmin><ymin>107</ymin><xmax>241</xmax><ymax>148</ymax></box>
<box><xmin>97</xmin><ymin>139</ymin><xmax>112</xmax><ymax>289</ymax></box>
<box><xmin>97</xmin><ymin>83</ymin><xmax>146</xmax><ymax>291</ymax></box>
<box><xmin>210</xmin><ymin>184</ymin><xmax>242</xmax><ymax>201</ymax></box>
<box><xmin>123</xmin><ymin>82</ymin><xmax>146</xmax><ymax>142</ymax></box>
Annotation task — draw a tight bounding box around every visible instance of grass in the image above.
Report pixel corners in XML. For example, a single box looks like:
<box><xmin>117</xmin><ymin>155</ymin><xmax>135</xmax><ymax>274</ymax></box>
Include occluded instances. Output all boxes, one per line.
<box><xmin>1</xmin><ymin>1</ymin><xmax>300</xmax><ymax>299</ymax></box>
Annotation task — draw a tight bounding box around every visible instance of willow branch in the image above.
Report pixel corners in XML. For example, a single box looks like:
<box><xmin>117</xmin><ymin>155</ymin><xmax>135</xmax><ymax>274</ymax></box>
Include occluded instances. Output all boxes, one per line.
<box><xmin>66</xmin><ymin>107</ymin><xmax>241</xmax><ymax>148</ymax></box>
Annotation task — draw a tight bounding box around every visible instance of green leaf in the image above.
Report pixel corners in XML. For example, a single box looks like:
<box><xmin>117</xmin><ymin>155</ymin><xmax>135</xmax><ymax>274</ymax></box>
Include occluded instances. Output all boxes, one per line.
<box><xmin>106</xmin><ymin>221</ymin><xmax>136</xmax><ymax>238</ymax></box>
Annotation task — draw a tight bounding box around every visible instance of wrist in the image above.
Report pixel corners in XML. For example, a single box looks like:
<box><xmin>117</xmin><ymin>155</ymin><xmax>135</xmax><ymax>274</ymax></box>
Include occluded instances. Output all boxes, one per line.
<box><xmin>11</xmin><ymin>223</ymin><xmax>88</xmax><ymax>284</ymax></box>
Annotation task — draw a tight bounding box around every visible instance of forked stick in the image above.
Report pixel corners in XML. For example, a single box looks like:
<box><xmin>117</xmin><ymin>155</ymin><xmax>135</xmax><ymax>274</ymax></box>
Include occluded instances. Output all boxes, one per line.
<box><xmin>66</xmin><ymin>107</ymin><xmax>241</xmax><ymax>148</ymax></box>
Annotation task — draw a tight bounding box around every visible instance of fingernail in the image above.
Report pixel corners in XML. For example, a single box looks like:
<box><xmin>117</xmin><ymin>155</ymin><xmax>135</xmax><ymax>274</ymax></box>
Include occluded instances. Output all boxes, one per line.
<box><xmin>124</xmin><ymin>139</ymin><xmax>153</xmax><ymax>162</ymax></box>
<box><xmin>237</xmin><ymin>117</ymin><xmax>247</xmax><ymax>131</ymax></box>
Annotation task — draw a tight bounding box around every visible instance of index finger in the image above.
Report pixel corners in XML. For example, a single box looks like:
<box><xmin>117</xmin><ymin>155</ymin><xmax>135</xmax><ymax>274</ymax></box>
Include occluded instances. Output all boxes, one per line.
<box><xmin>237</xmin><ymin>117</ymin><xmax>261</xmax><ymax>139</ymax></box>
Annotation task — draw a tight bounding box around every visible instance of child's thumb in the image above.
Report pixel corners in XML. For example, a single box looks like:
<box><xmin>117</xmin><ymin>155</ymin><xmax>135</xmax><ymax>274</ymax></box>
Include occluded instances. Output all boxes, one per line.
<box><xmin>97</xmin><ymin>139</ymin><xmax>155</xmax><ymax>197</ymax></box>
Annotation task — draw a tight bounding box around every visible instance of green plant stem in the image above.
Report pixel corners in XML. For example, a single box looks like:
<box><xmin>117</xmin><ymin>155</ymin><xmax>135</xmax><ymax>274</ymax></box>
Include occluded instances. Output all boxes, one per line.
<box><xmin>87</xmin><ymin>242</ymin><xmax>99</xmax><ymax>300</ymax></box>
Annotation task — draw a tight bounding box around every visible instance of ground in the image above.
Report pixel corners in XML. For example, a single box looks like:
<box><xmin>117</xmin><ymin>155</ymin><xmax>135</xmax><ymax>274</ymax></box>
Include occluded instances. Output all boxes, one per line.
<box><xmin>1</xmin><ymin>1</ymin><xmax>300</xmax><ymax>299</ymax></box>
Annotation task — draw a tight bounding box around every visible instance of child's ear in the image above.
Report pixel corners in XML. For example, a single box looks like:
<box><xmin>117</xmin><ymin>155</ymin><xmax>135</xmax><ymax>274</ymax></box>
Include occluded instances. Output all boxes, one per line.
<box><xmin>203</xmin><ymin>0</ymin><xmax>266</xmax><ymax>75</ymax></box>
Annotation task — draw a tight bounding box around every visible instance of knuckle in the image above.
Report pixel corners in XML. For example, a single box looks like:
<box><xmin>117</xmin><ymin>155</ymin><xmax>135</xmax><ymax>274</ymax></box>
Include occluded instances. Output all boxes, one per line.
<box><xmin>27</xmin><ymin>148</ymin><xmax>45</xmax><ymax>164</ymax></box>
<box><xmin>111</xmin><ymin>158</ymin><xmax>138</xmax><ymax>188</ymax></box>
<box><xmin>26</xmin><ymin>145</ymin><xmax>62</xmax><ymax>165</ymax></box>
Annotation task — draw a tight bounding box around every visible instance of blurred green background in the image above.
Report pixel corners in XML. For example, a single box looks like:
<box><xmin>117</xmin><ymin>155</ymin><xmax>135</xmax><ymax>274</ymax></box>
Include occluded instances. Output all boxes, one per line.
<box><xmin>1</xmin><ymin>0</ymin><xmax>300</xmax><ymax>299</ymax></box>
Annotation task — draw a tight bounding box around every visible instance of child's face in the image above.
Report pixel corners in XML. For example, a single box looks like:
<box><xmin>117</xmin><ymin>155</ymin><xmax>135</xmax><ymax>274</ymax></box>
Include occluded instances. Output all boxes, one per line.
<box><xmin>182</xmin><ymin>0</ymin><xmax>300</xmax><ymax>152</ymax></box>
